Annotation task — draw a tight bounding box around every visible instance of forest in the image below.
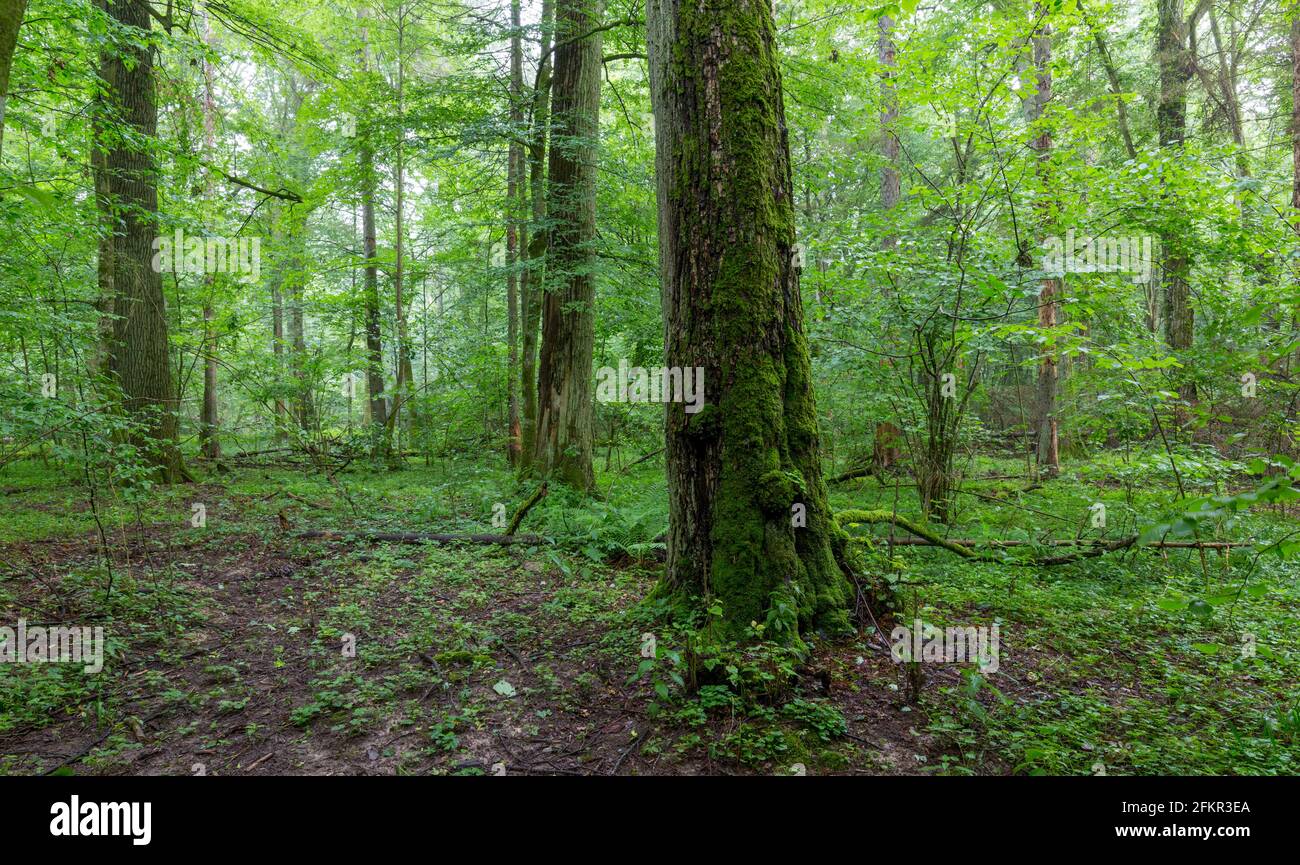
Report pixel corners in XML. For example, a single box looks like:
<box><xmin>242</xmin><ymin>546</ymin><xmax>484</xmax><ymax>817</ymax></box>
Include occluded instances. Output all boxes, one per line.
<box><xmin>0</xmin><ymin>0</ymin><xmax>1297</xmax><ymax>779</ymax></box>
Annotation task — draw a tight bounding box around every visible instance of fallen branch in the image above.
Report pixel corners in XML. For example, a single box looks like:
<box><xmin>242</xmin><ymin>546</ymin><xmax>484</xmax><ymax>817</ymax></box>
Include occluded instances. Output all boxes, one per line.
<box><xmin>507</xmin><ymin>482</ymin><xmax>548</xmax><ymax>536</ymax></box>
<box><xmin>619</xmin><ymin>447</ymin><xmax>664</xmax><ymax>474</ymax></box>
<box><xmin>833</xmin><ymin>509</ymin><xmax>1245</xmax><ymax>567</ymax></box>
<box><xmin>296</xmin><ymin>530</ymin><xmax>546</xmax><ymax>546</ymax></box>
<box><xmin>830</xmin><ymin>465</ymin><xmax>874</xmax><ymax>484</ymax></box>
<box><xmin>881</xmin><ymin>537</ymin><xmax>1246</xmax><ymax>550</ymax></box>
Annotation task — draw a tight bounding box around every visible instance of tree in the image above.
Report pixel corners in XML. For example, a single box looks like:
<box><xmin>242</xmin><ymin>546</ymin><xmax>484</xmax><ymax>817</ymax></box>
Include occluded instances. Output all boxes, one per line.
<box><xmin>519</xmin><ymin>0</ymin><xmax>554</xmax><ymax>471</ymax></box>
<box><xmin>1027</xmin><ymin>7</ymin><xmax>1060</xmax><ymax>477</ymax></box>
<box><xmin>1157</xmin><ymin>0</ymin><xmax>1195</xmax><ymax>414</ymax></box>
<box><xmin>99</xmin><ymin>0</ymin><xmax>184</xmax><ymax>483</ymax></box>
<box><xmin>531</xmin><ymin>0</ymin><xmax>600</xmax><ymax>490</ymax></box>
<box><xmin>357</xmin><ymin>8</ymin><xmax>388</xmax><ymax>452</ymax></box>
<box><xmin>646</xmin><ymin>0</ymin><xmax>853</xmax><ymax>635</ymax></box>
<box><xmin>199</xmin><ymin>8</ymin><xmax>221</xmax><ymax>462</ymax></box>
<box><xmin>506</xmin><ymin>0</ymin><xmax>524</xmax><ymax>464</ymax></box>
<box><xmin>0</xmin><ymin>0</ymin><xmax>26</xmax><ymax>160</ymax></box>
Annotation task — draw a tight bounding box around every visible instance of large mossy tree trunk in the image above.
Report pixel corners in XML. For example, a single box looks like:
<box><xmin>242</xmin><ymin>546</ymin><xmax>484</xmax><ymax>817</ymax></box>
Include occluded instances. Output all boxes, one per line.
<box><xmin>101</xmin><ymin>0</ymin><xmax>184</xmax><ymax>483</ymax></box>
<box><xmin>646</xmin><ymin>0</ymin><xmax>852</xmax><ymax>637</ymax></box>
<box><xmin>532</xmin><ymin>0</ymin><xmax>599</xmax><ymax>492</ymax></box>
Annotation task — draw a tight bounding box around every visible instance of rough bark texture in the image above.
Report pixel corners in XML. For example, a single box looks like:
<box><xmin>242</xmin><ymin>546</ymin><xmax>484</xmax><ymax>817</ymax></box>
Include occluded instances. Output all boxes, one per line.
<box><xmin>1157</xmin><ymin>0</ymin><xmax>1194</xmax><ymax>412</ymax></box>
<box><xmin>646</xmin><ymin>0</ymin><xmax>853</xmax><ymax>635</ymax></box>
<box><xmin>90</xmin><ymin>0</ymin><xmax>115</xmax><ymax>378</ymax></box>
<box><xmin>1293</xmin><ymin>9</ymin><xmax>1299</xmax><ymax>375</ymax></box>
<box><xmin>532</xmin><ymin>0</ymin><xmax>600</xmax><ymax>491</ymax></box>
<box><xmin>519</xmin><ymin>0</ymin><xmax>554</xmax><ymax>471</ymax></box>
<box><xmin>878</xmin><ymin>14</ymin><xmax>899</xmax><ymax>246</ymax></box>
<box><xmin>358</xmin><ymin>13</ymin><xmax>388</xmax><ymax>445</ymax></box>
<box><xmin>506</xmin><ymin>0</ymin><xmax>524</xmax><ymax>465</ymax></box>
<box><xmin>0</xmin><ymin>0</ymin><xmax>26</xmax><ymax>160</ymax></box>
<box><xmin>101</xmin><ymin>0</ymin><xmax>183</xmax><ymax>482</ymax></box>
<box><xmin>285</xmin><ymin>213</ymin><xmax>313</xmax><ymax>432</ymax></box>
<box><xmin>1027</xmin><ymin>10</ymin><xmax>1059</xmax><ymax>477</ymax></box>
<box><xmin>199</xmin><ymin>11</ymin><xmax>221</xmax><ymax>461</ymax></box>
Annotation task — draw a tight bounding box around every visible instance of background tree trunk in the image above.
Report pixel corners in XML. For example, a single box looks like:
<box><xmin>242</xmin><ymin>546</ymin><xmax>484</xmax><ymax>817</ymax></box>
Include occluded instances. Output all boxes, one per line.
<box><xmin>358</xmin><ymin>11</ymin><xmax>388</xmax><ymax>451</ymax></box>
<box><xmin>532</xmin><ymin>0</ymin><xmax>600</xmax><ymax>491</ymax></box>
<box><xmin>90</xmin><ymin>0</ymin><xmax>115</xmax><ymax>379</ymax></box>
<box><xmin>1157</xmin><ymin>0</ymin><xmax>1194</xmax><ymax>420</ymax></box>
<box><xmin>1027</xmin><ymin>9</ymin><xmax>1060</xmax><ymax>477</ymax></box>
<box><xmin>520</xmin><ymin>0</ymin><xmax>554</xmax><ymax>473</ymax></box>
<box><xmin>506</xmin><ymin>0</ymin><xmax>523</xmax><ymax>465</ymax></box>
<box><xmin>878</xmin><ymin>14</ymin><xmax>899</xmax><ymax>248</ymax></box>
<box><xmin>199</xmin><ymin>9</ymin><xmax>221</xmax><ymax>461</ymax></box>
<box><xmin>646</xmin><ymin>0</ymin><xmax>853</xmax><ymax>635</ymax></box>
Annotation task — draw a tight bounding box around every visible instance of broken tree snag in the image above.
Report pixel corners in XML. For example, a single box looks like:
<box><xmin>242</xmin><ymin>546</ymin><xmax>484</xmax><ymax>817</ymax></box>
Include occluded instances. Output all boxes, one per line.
<box><xmin>832</xmin><ymin>510</ymin><xmax>1246</xmax><ymax>567</ymax></box>
<box><xmin>296</xmin><ymin>530</ymin><xmax>546</xmax><ymax>546</ymax></box>
<box><xmin>507</xmin><ymin>481</ymin><xmax>548</xmax><ymax>536</ymax></box>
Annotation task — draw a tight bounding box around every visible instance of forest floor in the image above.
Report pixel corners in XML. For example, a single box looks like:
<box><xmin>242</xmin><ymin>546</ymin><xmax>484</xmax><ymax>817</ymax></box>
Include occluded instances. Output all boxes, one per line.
<box><xmin>1</xmin><ymin>450</ymin><xmax>1298</xmax><ymax>775</ymax></box>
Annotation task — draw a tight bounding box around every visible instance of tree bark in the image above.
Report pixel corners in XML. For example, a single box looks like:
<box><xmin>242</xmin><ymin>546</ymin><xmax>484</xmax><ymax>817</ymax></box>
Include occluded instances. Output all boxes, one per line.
<box><xmin>878</xmin><ymin>14</ymin><xmax>899</xmax><ymax>248</ymax></box>
<box><xmin>1027</xmin><ymin>8</ymin><xmax>1059</xmax><ymax>477</ymax></box>
<box><xmin>532</xmin><ymin>0</ymin><xmax>600</xmax><ymax>491</ymax></box>
<box><xmin>357</xmin><ymin>11</ymin><xmax>388</xmax><ymax>450</ymax></box>
<box><xmin>100</xmin><ymin>0</ymin><xmax>183</xmax><ymax>483</ymax></box>
<box><xmin>0</xmin><ymin>0</ymin><xmax>26</xmax><ymax>161</ymax></box>
<box><xmin>388</xmin><ymin>11</ymin><xmax>415</xmax><ymax>453</ymax></box>
<box><xmin>1157</xmin><ymin>0</ymin><xmax>1194</xmax><ymax>417</ymax></box>
<box><xmin>646</xmin><ymin>0</ymin><xmax>853</xmax><ymax>635</ymax></box>
<box><xmin>520</xmin><ymin>0</ymin><xmax>554</xmax><ymax>471</ymax></box>
<box><xmin>199</xmin><ymin>9</ymin><xmax>221</xmax><ymax>461</ymax></box>
<box><xmin>90</xmin><ymin>0</ymin><xmax>114</xmax><ymax>378</ymax></box>
<box><xmin>506</xmin><ymin>0</ymin><xmax>524</xmax><ymax>465</ymax></box>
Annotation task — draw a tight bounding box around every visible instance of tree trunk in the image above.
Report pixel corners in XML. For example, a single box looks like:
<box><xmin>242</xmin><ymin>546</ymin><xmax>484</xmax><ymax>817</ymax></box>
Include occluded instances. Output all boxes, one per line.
<box><xmin>878</xmin><ymin>14</ymin><xmax>899</xmax><ymax>248</ymax></box>
<box><xmin>1157</xmin><ymin>0</ymin><xmax>1194</xmax><ymax>419</ymax></box>
<box><xmin>1027</xmin><ymin>9</ymin><xmax>1059</xmax><ymax>477</ymax></box>
<box><xmin>90</xmin><ymin>0</ymin><xmax>115</xmax><ymax>379</ymax></box>
<box><xmin>101</xmin><ymin>0</ymin><xmax>183</xmax><ymax>483</ymax></box>
<box><xmin>1292</xmin><ymin>9</ymin><xmax>1299</xmax><ymax>377</ymax></box>
<box><xmin>874</xmin><ymin>13</ymin><xmax>901</xmax><ymax>470</ymax></box>
<box><xmin>388</xmin><ymin>18</ymin><xmax>414</xmax><ymax>455</ymax></box>
<box><xmin>0</xmin><ymin>0</ymin><xmax>26</xmax><ymax>161</ymax></box>
<box><xmin>520</xmin><ymin>0</ymin><xmax>554</xmax><ymax>471</ymax></box>
<box><xmin>532</xmin><ymin>0</ymin><xmax>599</xmax><ymax>491</ymax></box>
<box><xmin>646</xmin><ymin>0</ymin><xmax>853</xmax><ymax>635</ymax></box>
<box><xmin>358</xmin><ymin>11</ymin><xmax>388</xmax><ymax>451</ymax></box>
<box><xmin>506</xmin><ymin>0</ymin><xmax>524</xmax><ymax>465</ymax></box>
<box><xmin>199</xmin><ymin>10</ymin><xmax>221</xmax><ymax>461</ymax></box>
<box><xmin>284</xmin><ymin>210</ymin><xmax>313</xmax><ymax>431</ymax></box>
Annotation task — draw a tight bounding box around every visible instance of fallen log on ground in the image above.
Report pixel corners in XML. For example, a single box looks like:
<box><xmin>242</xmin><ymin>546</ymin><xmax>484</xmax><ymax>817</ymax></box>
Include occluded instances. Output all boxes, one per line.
<box><xmin>833</xmin><ymin>509</ymin><xmax>1246</xmax><ymax>567</ymax></box>
<box><xmin>830</xmin><ymin>465</ymin><xmax>874</xmax><ymax>484</ymax></box>
<box><xmin>507</xmin><ymin>482</ymin><xmax>548</xmax><ymax>536</ymax></box>
<box><xmin>880</xmin><ymin>537</ymin><xmax>1245</xmax><ymax>549</ymax></box>
<box><xmin>296</xmin><ymin>530</ymin><xmax>547</xmax><ymax>545</ymax></box>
